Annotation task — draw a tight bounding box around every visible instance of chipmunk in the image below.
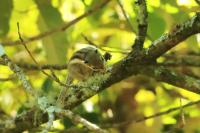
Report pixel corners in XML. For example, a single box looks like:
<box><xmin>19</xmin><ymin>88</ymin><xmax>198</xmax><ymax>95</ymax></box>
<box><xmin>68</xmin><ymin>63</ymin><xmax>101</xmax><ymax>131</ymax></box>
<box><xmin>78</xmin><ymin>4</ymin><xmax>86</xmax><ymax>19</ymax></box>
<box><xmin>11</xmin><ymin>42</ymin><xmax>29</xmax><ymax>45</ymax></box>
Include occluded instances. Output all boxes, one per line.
<box><xmin>57</xmin><ymin>46</ymin><xmax>111</xmax><ymax>107</ymax></box>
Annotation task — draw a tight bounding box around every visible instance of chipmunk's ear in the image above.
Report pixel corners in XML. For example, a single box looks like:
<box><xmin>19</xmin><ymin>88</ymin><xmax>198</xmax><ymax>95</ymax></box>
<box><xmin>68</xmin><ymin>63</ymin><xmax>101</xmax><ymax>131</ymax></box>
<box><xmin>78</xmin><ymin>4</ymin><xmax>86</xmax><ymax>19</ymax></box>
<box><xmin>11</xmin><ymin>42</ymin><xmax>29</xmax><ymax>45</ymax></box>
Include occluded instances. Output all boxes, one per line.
<box><xmin>103</xmin><ymin>52</ymin><xmax>112</xmax><ymax>61</ymax></box>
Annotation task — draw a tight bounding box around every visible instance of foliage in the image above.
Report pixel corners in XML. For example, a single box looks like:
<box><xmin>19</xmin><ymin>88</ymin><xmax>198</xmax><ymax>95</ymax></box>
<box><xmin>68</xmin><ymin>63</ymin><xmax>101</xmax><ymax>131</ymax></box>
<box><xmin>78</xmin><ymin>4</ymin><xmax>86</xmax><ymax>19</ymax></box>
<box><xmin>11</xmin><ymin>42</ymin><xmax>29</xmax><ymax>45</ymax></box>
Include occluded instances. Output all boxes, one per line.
<box><xmin>0</xmin><ymin>0</ymin><xmax>200</xmax><ymax>133</ymax></box>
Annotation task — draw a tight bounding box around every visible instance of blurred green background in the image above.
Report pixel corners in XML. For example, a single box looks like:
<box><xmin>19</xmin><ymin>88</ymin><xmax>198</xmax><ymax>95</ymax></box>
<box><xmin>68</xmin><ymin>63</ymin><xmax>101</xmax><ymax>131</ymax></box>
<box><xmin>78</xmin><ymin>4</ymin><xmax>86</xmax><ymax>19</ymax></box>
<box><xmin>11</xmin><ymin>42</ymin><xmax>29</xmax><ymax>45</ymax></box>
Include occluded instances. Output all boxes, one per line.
<box><xmin>0</xmin><ymin>0</ymin><xmax>200</xmax><ymax>132</ymax></box>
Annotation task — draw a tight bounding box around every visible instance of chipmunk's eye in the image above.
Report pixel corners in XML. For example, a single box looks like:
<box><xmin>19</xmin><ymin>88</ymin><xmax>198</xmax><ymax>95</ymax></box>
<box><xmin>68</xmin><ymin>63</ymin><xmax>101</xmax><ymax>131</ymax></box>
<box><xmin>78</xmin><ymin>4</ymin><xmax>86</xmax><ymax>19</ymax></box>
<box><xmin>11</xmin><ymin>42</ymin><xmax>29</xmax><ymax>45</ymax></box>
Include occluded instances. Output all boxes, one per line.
<box><xmin>95</xmin><ymin>49</ymin><xmax>98</xmax><ymax>53</ymax></box>
<box><xmin>104</xmin><ymin>52</ymin><xmax>112</xmax><ymax>61</ymax></box>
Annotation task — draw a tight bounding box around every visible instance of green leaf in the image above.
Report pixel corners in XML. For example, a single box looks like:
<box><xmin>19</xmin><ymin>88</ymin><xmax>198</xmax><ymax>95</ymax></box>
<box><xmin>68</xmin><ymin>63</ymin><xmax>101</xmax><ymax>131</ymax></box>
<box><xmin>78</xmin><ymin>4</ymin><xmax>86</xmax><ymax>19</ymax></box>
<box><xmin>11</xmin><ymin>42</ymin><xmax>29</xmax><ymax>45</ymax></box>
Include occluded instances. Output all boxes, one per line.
<box><xmin>172</xmin><ymin>12</ymin><xmax>189</xmax><ymax>24</ymax></box>
<box><xmin>63</xmin><ymin>116</ymin><xmax>74</xmax><ymax>128</ymax></box>
<box><xmin>82</xmin><ymin>112</ymin><xmax>100</xmax><ymax>123</ymax></box>
<box><xmin>161</xmin><ymin>0</ymin><xmax>178</xmax><ymax>6</ymax></box>
<box><xmin>35</xmin><ymin>0</ymin><xmax>68</xmax><ymax>64</ymax></box>
<box><xmin>17</xmin><ymin>105</ymin><xmax>29</xmax><ymax>114</ymax></box>
<box><xmin>41</xmin><ymin>78</ymin><xmax>53</xmax><ymax>93</ymax></box>
<box><xmin>147</xmin><ymin>12</ymin><xmax>166</xmax><ymax>40</ymax></box>
<box><xmin>0</xmin><ymin>0</ymin><xmax>13</xmax><ymax>37</ymax></box>
<box><xmin>186</xmin><ymin>36</ymin><xmax>199</xmax><ymax>53</ymax></box>
<box><xmin>84</xmin><ymin>0</ymin><xmax>106</xmax><ymax>27</ymax></box>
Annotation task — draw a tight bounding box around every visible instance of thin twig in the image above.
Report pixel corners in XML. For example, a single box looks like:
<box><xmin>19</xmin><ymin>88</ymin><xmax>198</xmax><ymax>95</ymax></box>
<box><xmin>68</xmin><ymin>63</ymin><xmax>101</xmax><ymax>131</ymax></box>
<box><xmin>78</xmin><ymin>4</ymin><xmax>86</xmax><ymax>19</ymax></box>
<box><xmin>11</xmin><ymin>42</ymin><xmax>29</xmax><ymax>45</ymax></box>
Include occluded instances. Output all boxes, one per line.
<box><xmin>179</xmin><ymin>98</ymin><xmax>186</xmax><ymax>128</ymax></box>
<box><xmin>59</xmin><ymin>109</ymin><xmax>108</xmax><ymax>133</ymax></box>
<box><xmin>0</xmin><ymin>60</ymin><xmax>68</xmax><ymax>70</ymax></box>
<box><xmin>156</xmin><ymin>62</ymin><xmax>200</xmax><ymax>67</ymax></box>
<box><xmin>163</xmin><ymin>53</ymin><xmax>200</xmax><ymax>58</ymax></box>
<box><xmin>10</xmin><ymin>63</ymin><xmax>67</xmax><ymax>70</ymax></box>
<box><xmin>116</xmin><ymin>0</ymin><xmax>136</xmax><ymax>33</ymax></box>
<box><xmin>104</xmin><ymin>99</ymin><xmax>200</xmax><ymax>128</ymax></box>
<box><xmin>81</xmin><ymin>34</ymin><xmax>130</xmax><ymax>54</ymax></box>
<box><xmin>3</xmin><ymin>0</ymin><xmax>111</xmax><ymax>46</ymax></box>
<box><xmin>135</xmin><ymin>100</ymin><xmax>200</xmax><ymax>122</ymax></box>
<box><xmin>17</xmin><ymin>22</ymin><xmax>73</xmax><ymax>88</ymax></box>
<box><xmin>116</xmin><ymin>0</ymin><xmax>153</xmax><ymax>41</ymax></box>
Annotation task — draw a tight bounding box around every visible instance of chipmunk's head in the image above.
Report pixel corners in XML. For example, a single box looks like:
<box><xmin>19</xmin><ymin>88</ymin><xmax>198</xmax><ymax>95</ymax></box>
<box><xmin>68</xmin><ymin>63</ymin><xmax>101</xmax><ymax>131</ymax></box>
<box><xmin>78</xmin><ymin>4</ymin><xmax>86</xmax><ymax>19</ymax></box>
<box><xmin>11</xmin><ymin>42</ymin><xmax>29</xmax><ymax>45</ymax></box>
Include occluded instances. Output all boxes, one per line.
<box><xmin>68</xmin><ymin>46</ymin><xmax>106</xmax><ymax>81</ymax></box>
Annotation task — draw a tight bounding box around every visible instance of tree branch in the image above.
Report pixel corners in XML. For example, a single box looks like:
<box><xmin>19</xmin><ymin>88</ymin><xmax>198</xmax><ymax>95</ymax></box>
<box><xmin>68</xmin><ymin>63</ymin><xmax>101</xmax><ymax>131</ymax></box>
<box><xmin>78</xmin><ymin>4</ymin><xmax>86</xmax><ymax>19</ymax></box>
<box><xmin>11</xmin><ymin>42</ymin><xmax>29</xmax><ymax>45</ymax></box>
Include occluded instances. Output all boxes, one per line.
<box><xmin>0</xmin><ymin>61</ymin><xmax>68</xmax><ymax>70</ymax></box>
<box><xmin>0</xmin><ymin>46</ymin><xmax>36</xmax><ymax>97</ymax></box>
<box><xmin>59</xmin><ymin>110</ymin><xmax>108</xmax><ymax>133</ymax></box>
<box><xmin>132</xmin><ymin>0</ymin><xmax>148</xmax><ymax>51</ymax></box>
<box><xmin>139</xmin><ymin>66</ymin><xmax>200</xmax><ymax>94</ymax></box>
<box><xmin>146</xmin><ymin>12</ymin><xmax>200</xmax><ymax>60</ymax></box>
